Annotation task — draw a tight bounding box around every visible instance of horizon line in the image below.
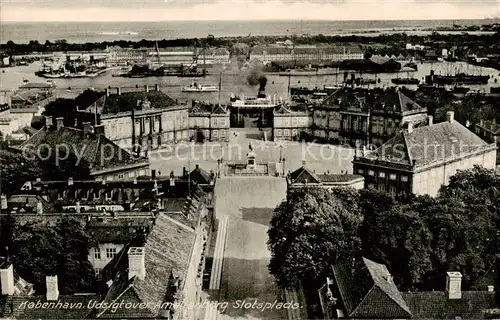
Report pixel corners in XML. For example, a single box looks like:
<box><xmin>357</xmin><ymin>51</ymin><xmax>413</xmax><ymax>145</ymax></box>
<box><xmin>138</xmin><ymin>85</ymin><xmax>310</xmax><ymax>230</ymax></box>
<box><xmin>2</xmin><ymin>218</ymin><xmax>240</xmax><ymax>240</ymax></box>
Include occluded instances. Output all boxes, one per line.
<box><xmin>2</xmin><ymin>18</ymin><xmax>499</xmax><ymax>23</ymax></box>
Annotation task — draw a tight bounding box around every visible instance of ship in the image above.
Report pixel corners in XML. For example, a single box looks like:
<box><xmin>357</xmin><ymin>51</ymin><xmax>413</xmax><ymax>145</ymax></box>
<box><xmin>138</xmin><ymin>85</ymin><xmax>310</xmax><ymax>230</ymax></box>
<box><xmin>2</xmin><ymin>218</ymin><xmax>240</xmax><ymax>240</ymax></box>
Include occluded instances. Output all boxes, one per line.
<box><xmin>230</xmin><ymin>95</ymin><xmax>279</xmax><ymax>108</ymax></box>
<box><xmin>391</xmin><ymin>78</ymin><xmax>420</xmax><ymax>85</ymax></box>
<box><xmin>450</xmin><ymin>85</ymin><xmax>470</xmax><ymax>94</ymax></box>
<box><xmin>182</xmin><ymin>82</ymin><xmax>219</xmax><ymax>92</ymax></box>
<box><xmin>345</xmin><ymin>77</ymin><xmax>377</xmax><ymax>86</ymax></box>
<box><xmin>425</xmin><ymin>70</ymin><xmax>490</xmax><ymax>85</ymax></box>
<box><xmin>403</xmin><ymin>62</ymin><xmax>418</xmax><ymax>71</ymax></box>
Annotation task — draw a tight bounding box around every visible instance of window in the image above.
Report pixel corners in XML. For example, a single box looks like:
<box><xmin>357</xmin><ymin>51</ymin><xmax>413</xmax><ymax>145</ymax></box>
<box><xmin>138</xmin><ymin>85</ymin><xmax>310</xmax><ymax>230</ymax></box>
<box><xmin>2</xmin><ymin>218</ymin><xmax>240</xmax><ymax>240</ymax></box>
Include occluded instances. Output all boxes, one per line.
<box><xmin>378</xmin><ymin>172</ymin><xmax>386</xmax><ymax>178</ymax></box>
<box><xmin>105</xmin><ymin>190</ymin><xmax>113</xmax><ymax>200</ymax></box>
<box><xmin>368</xmin><ymin>170</ymin><xmax>375</xmax><ymax>176</ymax></box>
<box><xmin>284</xmin><ymin>129</ymin><xmax>290</xmax><ymax>136</ymax></box>
<box><xmin>292</xmin><ymin>129</ymin><xmax>298</xmax><ymax>136</ymax></box>
<box><xmin>357</xmin><ymin>168</ymin><xmax>364</xmax><ymax>175</ymax></box>
<box><xmin>220</xmin><ymin>130</ymin><xmax>226</xmax><ymax>137</ymax></box>
<box><xmin>95</xmin><ymin>268</ymin><xmax>102</xmax><ymax>280</ymax></box>
<box><xmin>94</xmin><ymin>191</ymin><xmax>100</xmax><ymax>200</ymax></box>
<box><xmin>213</xmin><ymin>130</ymin><xmax>218</xmax><ymax>138</ymax></box>
<box><xmin>106</xmin><ymin>248</ymin><xmax>117</xmax><ymax>259</ymax></box>
<box><xmin>367</xmin><ymin>183</ymin><xmax>375</xmax><ymax>189</ymax></box>
<box><xmin>82</xmin><ymin>190</ymin><xmax>90</xmax><ymax>200</ymax></box>
<box><xmin>276</xmin><ymin>129</ymin><xmax>282</xmax><ymax>136</ymax></box>
<box><xmin>389</xmin><ymin>173</ymin><xmax>397</xmax><ymax>180</ymax></box>
<box><xmin>401</xmin><ymin>175</ymin><xmax>409</xmax><ymax>182</ymax></box>
<box><xmin>389</xmin><ymin>186</ymin><xmax>397</xmax><ymax>195</ymax></box>
<box><xmin>94</xmin><ymin>248</ymin><xmax>101</xmax><ymax>260</ymax></box>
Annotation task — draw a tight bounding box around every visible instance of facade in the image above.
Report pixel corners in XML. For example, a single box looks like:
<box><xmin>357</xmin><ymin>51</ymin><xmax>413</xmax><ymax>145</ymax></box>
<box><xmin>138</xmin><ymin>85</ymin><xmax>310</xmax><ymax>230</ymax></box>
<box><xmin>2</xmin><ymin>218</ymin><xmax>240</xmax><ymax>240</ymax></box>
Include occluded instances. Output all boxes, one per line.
<box><xmin>188</xmin><ymin>102</ymin><xmax>230</xmax><ymax>142</ymax></box>
<box><xmin>475</xmin><ymin>119</ymin><xmax>500</xmax><ymax>163</ymax></box>
<box><xmin>0</xmin><ymin>104</ymin><xmax>20</xmax><ymax>139</ymax></box>
<box><xmin>311</xmin><ymin>89</ymin><xmax>428</xmax><ymax>146</ymax></box>
<box><xmin>250</xmin><ymin>45</ymin><xmax>363</xmax><ymax>63</ymax></box>
<box><xmin>82</xmin><ymin>85</ymin><xmax>190</xmax><ymax>151</ymax></box>
<box><xmin>320</xmin><ymin>257</ymin><xmax>497</xmax><ymax>319</ymax></box>
<box><xmin>273</xmin><ymin>105</ymin><xmax>310</xmax><ymax>141</ymax></box>
<box><xmin>20</xmin><ymin>117</ymin><xmax>150</xmax><ymax>180</ymax></box>
<box><xmin>287</xmin><ymin>161</ymin><xmax>365</xmax><ymax>190</ymax></box>
<box><xmin>352</xmin><ymin>112</ymin><xmax>498</xmax><ymax>196</ymax></box>
<box><xmin>9</xmin><ymin>88</ymin><xmax>57</xmax><ymax>129</ymax></box>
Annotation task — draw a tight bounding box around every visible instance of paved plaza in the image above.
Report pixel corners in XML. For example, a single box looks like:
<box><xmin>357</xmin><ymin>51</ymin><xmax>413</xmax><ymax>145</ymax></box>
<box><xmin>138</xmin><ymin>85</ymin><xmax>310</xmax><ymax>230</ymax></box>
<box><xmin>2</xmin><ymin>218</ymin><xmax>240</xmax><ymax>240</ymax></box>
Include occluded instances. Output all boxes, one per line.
<box><xmin>149</xmin><ymin>128</ymin><xmax>355</xmax><ymax>177</ymax></box>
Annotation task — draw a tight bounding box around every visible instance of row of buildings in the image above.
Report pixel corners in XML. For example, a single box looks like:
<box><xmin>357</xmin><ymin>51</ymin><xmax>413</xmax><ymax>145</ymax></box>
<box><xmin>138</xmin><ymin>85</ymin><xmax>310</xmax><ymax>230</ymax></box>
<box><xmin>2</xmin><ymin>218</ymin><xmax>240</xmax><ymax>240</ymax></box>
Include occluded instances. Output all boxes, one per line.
<box><xmin>0</xmin><ymin>82</ymin><xmax>56</xmax><ymax>141</ymax></box>
<box><xmin>249</xmin><ymin>45</ymin><xmax>364</xmax><ymax>63</ymax></box>
<box><xmin>0</xmin><ymin>167</ymin><xmax>217</xmax><ymax>319</ymax></box>
<box><xmin>77</xmin><ymin>85</ymin><xmax>230</xmax><ymax>151</ymax></box>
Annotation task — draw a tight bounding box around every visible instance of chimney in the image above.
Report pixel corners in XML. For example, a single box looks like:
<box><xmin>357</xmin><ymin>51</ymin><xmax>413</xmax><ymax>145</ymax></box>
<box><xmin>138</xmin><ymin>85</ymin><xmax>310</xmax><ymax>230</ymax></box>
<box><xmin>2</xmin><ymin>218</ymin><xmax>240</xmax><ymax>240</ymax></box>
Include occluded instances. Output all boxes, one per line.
<box><xmin>46</xmin><ymin>275</ymin><xmax>59</xmax><ymax>301</ymax></box>
<box><xmin>128</xmin><ymin>247</ymin><xmax>146</xmax><ymax>280</ymax></box>
<box><xmin>0</xmin><ymin>263</ymin><xmax>15</xmax><ymax>295</ymax></box>
<box><xmin>36</xmin><ymin>201</ymin><xmax>43</xmax><ymax>214</ymax></box>
<box><xmin>480</xmin><ymin>119</ymin><xmax>485</xmax><ymax>127</ymax></box>
<box><xmin>45</xmin><ymin>116</ymin><xmax>53</xmax><ymax>129</ymax></box>
<box><xmin>182</xmin><ymin>167</ymin><xmax>187</xmax><ymax>178</ymax></box>
<box><xmin>428</xmin><ymin>115</ymin><xmax>433</xmax><ymax>126</ymax></box>
<box><xmin>75</xmin><ymin>201</ymin><xmax>81</xmax><ymax>214</ymax></box>
<box><xmin>83</xmin><ymin>122</ymin><xmax>94</xmax><ymax>135</ymax></box>
<box><xmin>145</xmin><ymin>85</ymin><xmax>149</xmax><ymax>93</ymax></box>
<box><xmin>302</xmin><ymin>160</ymin><xmax>306</xmax><ymax>168</ymax></box>
<box><xmin>106</xmin><ymin>88</ymin><xmax>110</xmax><ymax>97</ymax></box>
<box><xmin>488</xmin><ymin>285</ymin><xmax>494</xmax><ymax>292</ymax></box>
<box><xmin>407</xmin><ymin>122</ymin><xmax>414</xmax><ymax>134</ymax></box>
<box><xmin>195</xmin><ymin>164</ymin><xmax>199</xmax><ymax>170</ymax></box>
<box><xmin>0</xmin><ymin>194</ymin><xmax>7</xmax><ymax>210</ymax></box>
<box><xmin>155</xmin><ymin>84</ymin><xmax>160</xmax><ymax>91</ymax></box>
<box><xmin>445</xmin><ymin>271</ymin><xmax>462</xmax><ymax>299</ymax></box>
<box><xmin>151</xmin><ymin>169</ymin><xmax>156</xmax><ymax>179</ymax></box>
<box><xmin>117</xmin><ymin>87</ymin><xmax>121</xmax><ymax>95</ymax></box>
<box><xmin>68</xmin><ymin>177</ymin><xmax>73</xmax><ymax>186</ymax></box>
<box><xmin>446</xmin><ymin>111</ymin><xmax>455</xmax><ymax>123</ymax></box>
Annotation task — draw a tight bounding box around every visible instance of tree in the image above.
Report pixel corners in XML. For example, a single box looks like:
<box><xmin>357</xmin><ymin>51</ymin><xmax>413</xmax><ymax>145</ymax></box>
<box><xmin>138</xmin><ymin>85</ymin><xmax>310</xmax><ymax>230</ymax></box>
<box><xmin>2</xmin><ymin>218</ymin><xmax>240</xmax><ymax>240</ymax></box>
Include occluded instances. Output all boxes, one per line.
<box><xmin>9</xmin><ymin>216</ymin><xmax>97</xmax><ymax>294</ymax></box>
<box><xmin>268</xmin><ymin>187</ymin><xmax>362</xmax><ymax>289</ymax></box>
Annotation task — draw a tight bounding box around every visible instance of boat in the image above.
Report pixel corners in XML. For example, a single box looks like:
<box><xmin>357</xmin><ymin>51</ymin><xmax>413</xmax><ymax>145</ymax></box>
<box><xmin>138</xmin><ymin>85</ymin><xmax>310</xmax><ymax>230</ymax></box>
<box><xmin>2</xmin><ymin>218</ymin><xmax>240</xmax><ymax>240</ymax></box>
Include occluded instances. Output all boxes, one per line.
<box><xmin>450</xmin><ymin>85</ymin><xmax>470</xmax><ymax>94</ymax></box>
<box><xmin>403</xmin><ymin>62</ymin><xmax>418</xmax><ymax>71</ymax></box>
<box><xmin>345</xmin><ymin>78</ymin><xmax>377</xmax><ymax>86</ymax></box>
<box><xmin>230</xmin><ymin>95</ymin><xmax>279</xmax><ymax>108</ymax></box>
<box><xmin>324</xmin><ymin>84</ymin><xmax>343</xmax><ymax>91</ymax></box>
<box><xmin>278</xmin><ymin>69</ymin><xmax>319</xmax><ymax>76</ymax></box>
<box><xmin>425</xmin><ymin>71</ymin><xmax>490</xmax><ymax>85</ymax></box>
<box><xmin>391</xmin><ymin>78</ymin><xmax>420</xmax><ymax>85</ymax></box>
<box><xmin>181</xmin><ymin>82</ymin><xmax>219</xmax><ymax>92</ymax></box>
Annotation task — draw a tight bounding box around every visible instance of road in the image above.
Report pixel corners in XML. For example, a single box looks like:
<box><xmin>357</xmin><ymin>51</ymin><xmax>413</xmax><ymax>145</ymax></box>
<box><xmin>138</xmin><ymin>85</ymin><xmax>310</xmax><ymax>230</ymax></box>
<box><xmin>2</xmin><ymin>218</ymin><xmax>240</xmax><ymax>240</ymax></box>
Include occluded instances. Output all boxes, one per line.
<box><xmin>210</xmin><ymin>176</ymin><xmax>289</xmax><ymax>320</ymax></box>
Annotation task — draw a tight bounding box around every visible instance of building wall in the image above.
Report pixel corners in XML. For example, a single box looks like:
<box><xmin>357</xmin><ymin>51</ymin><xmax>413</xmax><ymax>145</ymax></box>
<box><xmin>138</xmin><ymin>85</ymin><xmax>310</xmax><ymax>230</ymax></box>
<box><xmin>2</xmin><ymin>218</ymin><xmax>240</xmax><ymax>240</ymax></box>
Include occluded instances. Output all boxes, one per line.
<box><xmin>188</xmin><ymin>113</ymin><xmax>230</xmax><ymax>142</ymax></box>
<box><xmin>274</xmin><ymin>114</ymin><xmax>310</xmax><ymax>141</ymax></box>
<box><xmin>88</xmin><ymin>243</ymin><xmax>125</xmax><ymax>277</ymax></box>
<box><xmin>101</xmin><ymin>108</ymin><xmax>190</xmax><ymax>150</ymax></box>
<box><xmin>95</xmin><ymin>166</ymin><xmax>150</xmax><ymax>181</ymax></box>
<box><xmin>179</xmin><ymin>220</ymin><xmax>208</xmax><ymax>320</ymax></box>
<box><xmin>10</xmin><ymin>112</ymin><xmax>34</xmax><ymax>129</ymax></box>
<box><xmin>353</xmin><ymin>163</ymin><xmax>413</xmax><ymax>195</ymax></box>
<box><xmin>412</xmin><ymin>148</ymin><xmax>497</xmax><ymax>196</ymax></box>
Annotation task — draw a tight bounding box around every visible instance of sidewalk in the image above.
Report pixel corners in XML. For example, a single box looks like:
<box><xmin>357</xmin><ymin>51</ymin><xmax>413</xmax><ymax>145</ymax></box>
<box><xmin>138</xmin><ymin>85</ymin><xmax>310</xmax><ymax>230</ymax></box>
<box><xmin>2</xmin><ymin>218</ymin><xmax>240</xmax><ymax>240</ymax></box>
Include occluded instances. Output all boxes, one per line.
<box><xmin>209</xmin><ymin>215</ymin><xmax>229</xmax><ymax>290</ymax></box>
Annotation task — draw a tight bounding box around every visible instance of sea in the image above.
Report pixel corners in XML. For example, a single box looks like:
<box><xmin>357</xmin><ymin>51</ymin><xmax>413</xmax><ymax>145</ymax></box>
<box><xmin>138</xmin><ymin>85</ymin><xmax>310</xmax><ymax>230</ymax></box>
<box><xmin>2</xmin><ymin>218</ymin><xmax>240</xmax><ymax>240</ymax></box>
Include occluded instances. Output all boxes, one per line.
<box><xmin>1</xmin><ymin>19</ymin><xmax>499</xmax><ymax>44</ymax></box>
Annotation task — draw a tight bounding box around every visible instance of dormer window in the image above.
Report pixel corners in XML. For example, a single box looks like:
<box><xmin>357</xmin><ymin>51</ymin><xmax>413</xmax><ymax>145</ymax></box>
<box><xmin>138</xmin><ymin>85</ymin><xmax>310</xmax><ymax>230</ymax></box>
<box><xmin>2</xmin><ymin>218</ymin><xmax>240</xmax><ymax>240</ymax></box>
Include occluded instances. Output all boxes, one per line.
<box><xmin>94</xmin><ymin>190</ymin><xmax>101</xmax><ymax>200</ymax></box>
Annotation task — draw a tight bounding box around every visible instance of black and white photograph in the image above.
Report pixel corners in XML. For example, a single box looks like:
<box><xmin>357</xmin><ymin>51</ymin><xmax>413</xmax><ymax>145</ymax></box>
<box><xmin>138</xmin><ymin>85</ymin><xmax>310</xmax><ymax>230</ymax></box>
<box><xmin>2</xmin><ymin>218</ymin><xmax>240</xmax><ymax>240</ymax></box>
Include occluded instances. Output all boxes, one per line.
<box><xmin>1</xmin><ymin>1</ymin><xmax>500</xmax><ymax>319</ymax></box>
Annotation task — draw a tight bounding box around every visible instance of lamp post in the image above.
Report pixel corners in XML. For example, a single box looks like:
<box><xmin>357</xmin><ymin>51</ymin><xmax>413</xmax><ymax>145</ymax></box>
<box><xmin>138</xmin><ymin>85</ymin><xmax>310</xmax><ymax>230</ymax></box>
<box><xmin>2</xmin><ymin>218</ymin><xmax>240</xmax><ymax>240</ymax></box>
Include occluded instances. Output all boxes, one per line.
<box><xmin>279</xmin><ymin>144</ymin><xmax>283</xmax><ymax>163</ymax></box>
<box><xmin>282</xmin><ymin>157</ymin><xmax>286</xmax><ymax>177</ymax></box>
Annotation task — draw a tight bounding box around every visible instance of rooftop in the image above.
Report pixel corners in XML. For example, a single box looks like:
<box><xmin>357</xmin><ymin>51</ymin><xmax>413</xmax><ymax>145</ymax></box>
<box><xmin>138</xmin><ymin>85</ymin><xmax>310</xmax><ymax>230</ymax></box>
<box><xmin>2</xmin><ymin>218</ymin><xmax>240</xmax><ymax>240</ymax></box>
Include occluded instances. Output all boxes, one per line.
<box><xmin>97</xmin><ymin>213</ymin><xmax>197</xmax><ymax>318</ymax></box>
<box><xmin>19</xmin><ymin>125</ymin><xmax>149</xmax><ymax>175</ymax></box>
<box><xmin>360</xmin><ymin>117</ymin><xmax>495</xmax><ymax>169</ymax></box>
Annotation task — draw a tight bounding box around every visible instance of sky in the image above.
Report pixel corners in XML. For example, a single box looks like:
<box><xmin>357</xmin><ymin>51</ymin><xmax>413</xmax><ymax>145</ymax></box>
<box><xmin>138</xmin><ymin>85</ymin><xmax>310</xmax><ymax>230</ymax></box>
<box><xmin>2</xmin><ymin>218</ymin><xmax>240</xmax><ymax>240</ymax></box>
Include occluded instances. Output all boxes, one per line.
<box><xmin>1</xmin><ymin>0</ymin><xmax>500</xmax><ymax>22</ymax></box>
